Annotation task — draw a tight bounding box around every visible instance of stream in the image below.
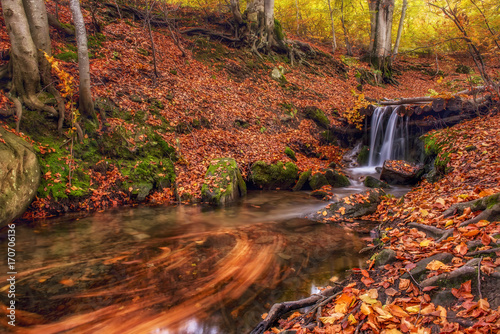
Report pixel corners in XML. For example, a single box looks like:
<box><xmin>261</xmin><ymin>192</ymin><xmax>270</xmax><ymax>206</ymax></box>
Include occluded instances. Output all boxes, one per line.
<box><xmin>0</xmin><ymin>169</ymin><xmax>409</xmax><ymax>334</ymax></box>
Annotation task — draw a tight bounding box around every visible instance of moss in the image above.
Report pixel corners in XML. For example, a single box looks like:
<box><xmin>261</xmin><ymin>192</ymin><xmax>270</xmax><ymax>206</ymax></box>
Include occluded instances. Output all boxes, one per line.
<box><xmin>55</xmin><ymin>51</ymin><xmax>78</xmax><ymax>62</ymax></box>
<box><xmin>325</xmin><ymin>169</ymin><xmax>351</xmax><ymax>187</ymax></box>
<box><xmin>285</xmin><ymin>147</ymin><xmax>297</xmax><ymax>161</ymax></box>
<box><xmin>357</xmin><ymin>146</ymin><xmax>370</xmax><ymax>166</ymax></box>
<box><xmin>274</xmin><ymin>18</ymin><xmax>285</xmax><ymax>41</ymax></box>
<box><xmin>293</xmin><ymin>170</ymin><xmax>312</xmax><ymax>191</ymax></box>
<box><xmin>320</xmin><ymin>130</ymin><xmax>336</xmax><ymax>144</ymax></box>
<box><xmin>309</xmin><ymin>172</ymin><xmax>329</xmax><ymax>190</ymax></box>
<box><xmin>250</xmin><ymin>161</ymin><xmax>299</xmax><ymax>190</ymax></box>
<box><xmin>201</xmin><ymin>158</ymin><xmax>246</xmax><ymax>206</ymax></box>
<box><xmin>302</xmin><ymin>106</ymin><xmax>330</xmax><ymax>128</ymax></box>
<box><xmin>88</xmin><ymin>33</ymin><xmax>106</xmax><ymax>49</ymax></box>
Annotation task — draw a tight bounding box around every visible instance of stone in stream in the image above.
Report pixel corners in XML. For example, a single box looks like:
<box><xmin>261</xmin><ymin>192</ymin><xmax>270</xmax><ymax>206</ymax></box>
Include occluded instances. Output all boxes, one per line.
<box><xmin>250</xmin><ymin>161</ymin><xmax>299</xmax><ymax>190</ymax></box>
<box><xmin>363</xmin><ymin>175</ymin><xmax>390</xmax><ymax>189</ymax></box>
<box><xmin>324</xmin><ymin>169</ymin><xmax>351</xmax><ymax>187</ymax></box>
<box><xmin>292</xmin><ymin>170</ymin><xmax>312</xmax><ymax>192</ymax></box>
<box><xmin>309</xmin><ymin>172</ymin><xmax>329</xmax><ymax>190</ymax></box>
<box><xmin>201</xmin><ymin>158</ymin><xmax>247</xmax><ymax>206</ymax></box>
<box><xmin>0</xmin><ymin>127</ymin><xmax>41</xmax><ymax>227</ymax></box>
<box><xmin>307</xmin><ymin>188</ymin><xmax>385</xmax><ymax>221</ymax></box>
<box><xmin>380</xmin><ymin>160</ymin><xmax>424</xmax><ymax>185</ymax></box>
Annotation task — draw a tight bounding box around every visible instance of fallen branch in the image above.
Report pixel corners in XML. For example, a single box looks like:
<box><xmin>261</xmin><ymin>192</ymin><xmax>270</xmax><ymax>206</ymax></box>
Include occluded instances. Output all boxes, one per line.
<box><xmin>180</xmin><ymin>27</ymin><xmax>240</xmax><ymax>42</ymax></box>
<box><xmin>250</xmin><ymin>286</ymin><xmax>341</xmax><ymax>334</ymax></box>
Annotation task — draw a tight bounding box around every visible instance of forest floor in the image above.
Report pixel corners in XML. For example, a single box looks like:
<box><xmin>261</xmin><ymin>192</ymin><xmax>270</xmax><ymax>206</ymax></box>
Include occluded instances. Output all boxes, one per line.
<box><xmin>1</xmin><ymin>2</ymin><xmax>499</xmax><ymax>333</ymax></box>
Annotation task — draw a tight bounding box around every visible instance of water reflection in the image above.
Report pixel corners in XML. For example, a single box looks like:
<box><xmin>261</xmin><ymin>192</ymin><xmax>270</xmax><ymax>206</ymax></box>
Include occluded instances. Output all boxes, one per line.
<box><xmin>0</xmin><ymin>191</ymin><xmax>368</xmax><ymax>333</ymax></box>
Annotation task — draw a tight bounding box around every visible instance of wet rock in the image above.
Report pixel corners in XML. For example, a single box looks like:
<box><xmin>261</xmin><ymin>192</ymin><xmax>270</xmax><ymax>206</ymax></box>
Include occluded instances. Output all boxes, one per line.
<box><xmin>308</xmin><ymin>189</ymin><xmax>385</xmax><ymax>220</ymax></box>
<box><xmin>374</xmin><ymin>248</ymin><xmax>397</xmax><ymax>267</ymax></box>
<box><xmin>357</xmin><ymin>145</ymin><xmax>370</xmax><ymax>166</ymax></box>
<box><xmin>324</xmin><ymin>169</ymin><xmax>351</xmax><ymax>187</ymax></box>
<box><xmin>309</xmin><ymin>172</ymin><xmax>329</xmax><ymax>190</ymax></box>
<box><xmin>380</xmin><ymin>160</ymin><xmax>425</xmax><ymax>185</ymax></box>
<box><xmin>363</xmin><ymin>176</ymin><xmax>390</xmax><ymax>189</ymax></box>
<box><xmin>201</xmin><ymin>158</ymin><xmax>247</xmax><ymax>206</ymax></box>
<box><xmin>0</xmin><ymin>127</ymin><xmax>41</xmax><ymax>227</ymax></box>
<box><xmin>292</xmin><ymin>170</ymin><xmax>312</xmax><ymax>192</ymax></box>
<box><xmin>250</xmin><ymin>161</ymin><xmax>299</xmax><ymax>190</ymax></box>
<box><xmin>310</xmin><ymin>190</ymin><xmax>328</xmax><ymax>199</ymax></box>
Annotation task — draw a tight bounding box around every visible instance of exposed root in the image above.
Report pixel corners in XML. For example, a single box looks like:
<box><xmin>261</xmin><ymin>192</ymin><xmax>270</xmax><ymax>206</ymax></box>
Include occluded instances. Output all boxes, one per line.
<box><xmin>408</xmin><ymin>222</ymin><xmax>447</xmax><ymax>239</ymax></box>
<box><xmin>420</xmin><ymin>265</ymin><xmax>476</xmax><ymax>287</ymax></box>
<box><xmin>250</xmin><ymin>287</ymin><xmax>342</xmax><ymax>334</ymax></box>
<box><xmin>11</xmin><ymin>96</ymin><xmax>22</xmax><ymax>132</ymax></box>
<box><xmin>443</xmin><ymin>193</ymin><xmax>500</xmax><ymax>218</ymax></box>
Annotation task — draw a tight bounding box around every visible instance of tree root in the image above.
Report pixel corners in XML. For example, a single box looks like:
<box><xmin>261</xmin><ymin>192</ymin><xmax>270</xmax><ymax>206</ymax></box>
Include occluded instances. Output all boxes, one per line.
<box><xmin>250</xmin><ymin>286</ymin><xmax>342</xmax><ymax>334</ymax></box>
<box><xmin>443</xmin><ymin>193</ymin><xmax>500</xmax><ymax>218</ymax></box>
<box><xmin>408</xmin><ymin>222</ymin><xmax>447</xmax><ymax>239</ymax></box>
<box><xmin>467</xmin><ymin>247</ymin><xmax>500</xmax><ymax>257</ymax></box>
<box><xmin>420</xmin><ymin>265</ymin><xmax>476</xmax><ymax>287</ymax></box>
<box><xmin>180</xmin><ymin>27</ymin><xmax>240</xmax><ymax>43</ymax></box>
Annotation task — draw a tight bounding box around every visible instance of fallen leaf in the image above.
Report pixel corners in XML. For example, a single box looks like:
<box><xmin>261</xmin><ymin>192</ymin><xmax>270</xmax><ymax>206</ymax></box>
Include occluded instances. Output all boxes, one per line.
<box><xmin>426</xmin><ymin>260</ymin><xmax>450</xmax><ymax>271</ymax></box>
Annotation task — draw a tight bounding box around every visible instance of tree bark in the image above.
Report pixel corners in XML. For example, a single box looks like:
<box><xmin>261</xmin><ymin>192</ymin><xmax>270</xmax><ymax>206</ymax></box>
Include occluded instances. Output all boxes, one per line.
<box><xmin>340</xmin><ymin>0</ymin><xmax>352</xmax><ymax>56</ymax></box>
<box><xmin>229</xmin><ymin>0</ymin><xmax>243</xmax><ymax>25</ymax></box>
<box><xmin>69</xmin><ymin>0</ymin><xmax>95</xmax><ymax>121</ymax></box>
<box><xmin>369</xmin><ymin>0</ymin><xmax>395</xmax><ymax>71</ymax></box>
<box><xmin>327</xmin><ymin>0</ymin><xmax>337</xmax><ymax>53</ymax></box>
<box><xmin>264</xmin><ymin>0</ymin><xmax>275</xmax><ymax>51</ymax></box>
<box><xmin>391</xmin><ymin>0</ymin><xmax>407</xmax><ymax>61</ymax></box>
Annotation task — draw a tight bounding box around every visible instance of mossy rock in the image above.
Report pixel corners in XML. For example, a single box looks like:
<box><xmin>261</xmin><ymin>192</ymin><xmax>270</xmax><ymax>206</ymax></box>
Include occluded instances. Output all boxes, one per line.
<box><xmin>373</xmin><ymin>248</ymin><xmax>397</xmax><ymax>267</ymax></box>
<box><xmin>292</xmin><ymin>170</ymin><xmax>311</xmax><ymax>192</ymax></box>
<box><xmin>274</xmin><ymin>18</ymin><xmax>285</xmax><ymax>41</ymax></box>
<box><xmin>357</xmin><ymin>146</ymin><xmax>370</xmax><ymax>166</ymax></box>
<box><xmin>320</xmin><ymin>130</ymin><xmax>336</xmax><ymax>144</ymax></box>
<box><xmin>309</xmin><ymin>172</ymin><xmax>329</xmax><ymax>190</ymax></box>
<box><xmin>285</xmin><ymin>147</ymin><xmax>297</xmax><ymax>161</ymax></box>
<box><xmin>121</xmin><ymin>158</ymin><xmax>176</xmax><ymax>201</ymax></box>
<box><xmin>201</xmin><ymin>158</ymin><xmax>246</xmax><ymax>206</ymax></box>
<box><xmin>250</xmin><ymin>161</ymin><xmax>299</xmax><ymax>190</ymax></box>
<box><xmin>363</xmin><ymin>175</ymin><xmax>390</xmax><ymax>189</ymax></box>
<box><xmin>302</xmin><ymin>106</ymin><xmax>330</xmax><ymax>128</ymax></box>
<box><xmin>324</xmin><ymin>169</ymin><xmax>350</xmax><ymax>187</ymax></box>
<box><xmin>456</xmin><ymin>64</ymin><xmax>472</xmax><ymax>74</ymax></box>
<box><xmin>310</xmin><ymin>190</ymin><xmax>328</xmax><ymax>199</ymax></box>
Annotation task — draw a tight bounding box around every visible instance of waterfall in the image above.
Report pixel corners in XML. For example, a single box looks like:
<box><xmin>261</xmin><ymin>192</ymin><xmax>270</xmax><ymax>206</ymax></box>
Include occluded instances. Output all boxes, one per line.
<box><xmin>368</xmin><ymin>106</ymin><xmax>409</xmax><ymax>166</ymax></box>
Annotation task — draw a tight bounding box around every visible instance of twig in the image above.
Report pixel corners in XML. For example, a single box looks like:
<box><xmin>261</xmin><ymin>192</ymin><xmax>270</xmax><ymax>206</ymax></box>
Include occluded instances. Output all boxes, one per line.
<box><xmin>467</xmin><ymin>247</ymin><xmax>500</xmax><ymax>256</ymax></box>
<box><xmin>405</xmin><ymin>268</ymin><xmax>423</xmax><ymax>292</ymax></box>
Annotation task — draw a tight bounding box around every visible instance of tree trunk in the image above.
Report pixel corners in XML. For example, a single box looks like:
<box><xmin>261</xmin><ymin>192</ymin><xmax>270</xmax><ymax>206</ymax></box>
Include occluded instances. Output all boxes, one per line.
<box><xmin>392</xmin><ymin>0</ymin><xmax>407</xmax><ymax>61</ymax></box>
<box><xmin>264</xmin><ymin>0</ymin><xmax>275</xmax><ymax>52</ymax></box>
<box><xmin>369</xmin><ymin>0</ymin><xmax>395</xmax><ymax>71</ymax></box>
<box><xmin>69</xmin><ymin>0</ymin><xmax>95</xmax><ymax>121</ymax></box>
<box><xmin>341</xmin><ymin>0</ymin><xmax>352</xmax><ymax>56</ymax></box>
<box><xmin>2</xmin><ymin>0</ymin><xmax>42</xmax><ymax>108</ymax></box>
<box><xmin>327</xmin><ymin>0</ymin><xmax>337</xmax><ymax>53</ymax></box>
<box><xmin>368</xmin><ymin>0</ymin><xmax>377</xmax><ymax>53</ymax></box>
<box><xmin>244</xmin><ymin>0</ymin><xmax>283</xmax><ymax>53</ymax></box>
<box><xmin>229</xmin><ymin>0</ymin><xmax>243</xmax><ymax>25</ymax></box>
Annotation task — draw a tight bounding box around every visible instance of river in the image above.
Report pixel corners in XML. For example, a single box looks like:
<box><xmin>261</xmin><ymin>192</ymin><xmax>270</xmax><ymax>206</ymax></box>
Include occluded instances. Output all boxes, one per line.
<box><xmin>0</xmin><ymin>171</ymin><xmax>408</xmax><ymax>333</ymax></box>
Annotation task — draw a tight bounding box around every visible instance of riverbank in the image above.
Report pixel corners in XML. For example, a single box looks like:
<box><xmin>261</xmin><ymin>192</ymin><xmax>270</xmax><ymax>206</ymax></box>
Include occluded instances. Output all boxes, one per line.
<box><xmin>252</xmin><ymin>110</ymin><xmax>500</xmax><ymax>333</ymax></box>
<box><xmin>0</xmin><ymin>2</ymin><xmax>484</xmax><ymax>221</ymax></box>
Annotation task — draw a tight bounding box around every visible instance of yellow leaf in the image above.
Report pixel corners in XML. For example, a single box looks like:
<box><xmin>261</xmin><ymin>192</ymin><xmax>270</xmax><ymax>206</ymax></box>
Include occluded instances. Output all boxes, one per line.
<box><xmin>420</xmin><ymin>239</ymin><xmax>432</xmax><ymax>247</ymax></box>
<box><xmin>445</xmin><ymin>219</ymin><xmax>454</xmax><ymax>227</ymax></box>
<box><xmin>348</xmin><ymin>313</ymin><xmax>357</xmax><ymax>325</ymax></box>
<box><xmin>385</xmin><ymin>329</ymin><xmax>403</xmax><ymax>334</ymax></box>
<box><xmin>360</xmin><ymin>302</ymin><xmax>372</xmax><ymax>315</ymax></box>
<box><xmin>322</xmin><ymin>211</ymin><xmax>327</xmax><ymax>216</ymax></box>
<box><xmin>420</xmin><ymin>209</ymin><xmax>429</xmax><ymax>217</ymax></box>
<box><xmin>360</xmin><ymin>292</ymin><xmax>378</xmax><ymax>305</ymax></box>
<box><xmin>320</xmin><ymin>313</ymin><xmax>344</xmax><ymax>324</ymax></box>
<box><xmin>339</xmin><ymin>207</ymin><xmax>346</xmax><ymax>215</ymax></box>
<box><xmin>426</xmin><ymin>260</ymin><xmax>450</xmax><ymax>271</ymax></box>
<box><xmin>406</xmin><ymin>305</ymin><xmax>420</xmax><ymax>313</ymax></box>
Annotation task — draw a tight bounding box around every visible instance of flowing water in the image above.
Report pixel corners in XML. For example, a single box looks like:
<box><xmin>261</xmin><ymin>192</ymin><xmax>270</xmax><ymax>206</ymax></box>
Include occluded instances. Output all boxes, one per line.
<box><xmin>368</xmin><ymin>106</ymin><xmax>409</xmax><ymax>166</ymax></box>
<box><xmin>1</xmin><ymin>191</ymin><xmax>376</xmax><ymax>334</ymax></box>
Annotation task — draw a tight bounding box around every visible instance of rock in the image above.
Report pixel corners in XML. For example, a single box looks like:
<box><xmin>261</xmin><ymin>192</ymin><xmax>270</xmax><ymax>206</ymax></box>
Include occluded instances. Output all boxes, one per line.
<box><xmin>374</xmin><ymin>249</ymin><xmax>397</xmax><ymax>267</ymax></box>
<box><xmin>292</xmin><ymin>170</ymin><xmax>312</xmax><ymax>192</ymax></box>
<box><xmin>363</xmin><ymin>175</ymin><xmax>390</xmax><ymax>189</ymax></box>
<box><xmin>380</xmin><ymin>160</ymin><xmax>425</xmax><ymax>185</ymax></box>
<box><xmin>309</xmin><ymin>172</ymin><xmax>329</xmax><ymax>190</ymax></box>
<box><xmin>324</xmin><ymin>169</ymin><xmax>350</xmax><ymax>187</ymax></box>
<box><xmin>375</xmin><ymin>167</ymin><xmax>383</xmax><ymax>174</ymax></box>
<box><xmin>130</xmin><ymin>183</ymin><xmax>154</xmax><ymax>201</ymax></box>
<box><xmin>201</xmin><ymin>158</ymin><xmax>247</xmax><ymax>206</ymax></box>
<box><xmin>308</xmin><ymin>189</ymin><xmax>385</xmax><ymax>220</ymax></box>
<box><xmin>328</xmin><ymin>162</ymin><xmax>337</xmax><ymax>169</ymax></box>
<box><xmin>343</xmin><ymin>142</ymin><xmax>362</xmax><ymax>167</ymax></box>
<box><xmin>302</xmin><ymin>106</ymin><xmax>330</xmax><ymax>128</ymax></box>
<box><xmin>310</xmin><ymin>189</ymin><xmax>328</xmax><ymax>199</ymax></box>
<box><xmin>285</xmin><ymin>147</ymin><xmax>297</xmax><ymax>161</ymax></box>
<box><xmin>0</xmin><ymin>127</ymin><xmax>41</xmax><ymax>227</ymax></box>
<box><xmin>357</xmin><ymin>145</ymin><xmax>370</xmax><ymax>166</ymax></box>
<box><xmin>271</xmin><ymin>67</ymin><xmax>285</xmax><ymax>82</ymax></box>
<box><xmin>250</xmin><ymin>161</ymin><xmax>299</xmax><ymax>190</ymax></box>
<box><xmin>401</xmin><ymin>252</ymin><xmax>454</xmax><ymax>281</ymax></box>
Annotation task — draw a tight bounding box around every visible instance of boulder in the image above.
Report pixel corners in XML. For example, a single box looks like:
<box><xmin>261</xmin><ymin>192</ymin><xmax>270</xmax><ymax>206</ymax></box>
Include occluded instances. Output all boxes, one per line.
<box><xmin>201</xmin><ymin>158</ymin><xmax>247</xmax><ymax>206</ymax></box>
<box><xmin>308</xmin><ymin>189</ymin><xmax>385</xmax><ymax>221</ymax></box>
<box><xmin>309</xmin><ymin>172</ymin><xmax>329</xmax><ymax>190</ymax></box>
<box><xmin>363</xmin><ymin>175</ymin><xmax>390</xmax><ymax>189</ymax></box>
<box><xmin>302</xmin><ymin>106</ymin><xmax>330</xmax><ymax>128</ymax></box>
<box><xmin>380</xmin><ymin>160</ymin><xmax>424</xmax><ymax>185</ymax></box>
<box><xmin>324</xmin><ymin>169</ymin><xmax>350</xmax><ymax>187</ymax></box>
<box><xmin>292</xmin><ymin>170</ymin><xmax>312</xmax><ymax>192</ymax></box>
<box><xmin>0</xmin><ymin>128</ymin><xmax>41</xmax><ymax>227</ymax></box>
<box><xmin>250</xmin><ymin>161</ymin><xmax>299</xmax><ymax>190</ymax></box>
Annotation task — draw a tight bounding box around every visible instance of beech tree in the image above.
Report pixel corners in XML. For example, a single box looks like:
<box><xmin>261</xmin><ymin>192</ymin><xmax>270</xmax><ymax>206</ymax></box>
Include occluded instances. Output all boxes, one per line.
<box><xmin>69</xmin><ymin>0</ymin><xmax>95</xmax><ymax>121</ymax></box>
<box><xmin>1</xmin><ymin>0</ymin><xmax>64</xmax><ymax>131</ymax></box>
<box><xmin>368</xmin><ymin>0</ymin><xmax>395</xmax><ymax>71</ymax></box>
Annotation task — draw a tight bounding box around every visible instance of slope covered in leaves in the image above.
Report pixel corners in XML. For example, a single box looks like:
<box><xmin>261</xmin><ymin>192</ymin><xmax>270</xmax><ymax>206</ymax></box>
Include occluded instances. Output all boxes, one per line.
<box><xmin>0</xmin><ymin>3</ymin><xmax>488</xmax><ymax>215</ymax></box>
